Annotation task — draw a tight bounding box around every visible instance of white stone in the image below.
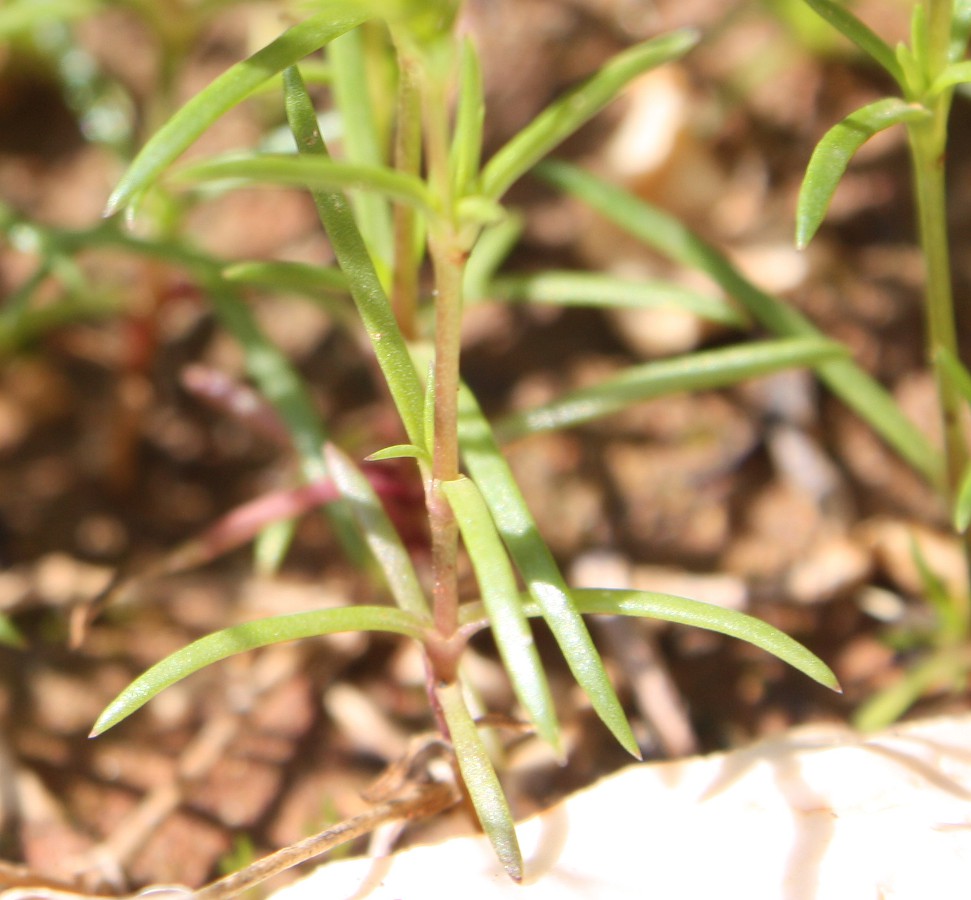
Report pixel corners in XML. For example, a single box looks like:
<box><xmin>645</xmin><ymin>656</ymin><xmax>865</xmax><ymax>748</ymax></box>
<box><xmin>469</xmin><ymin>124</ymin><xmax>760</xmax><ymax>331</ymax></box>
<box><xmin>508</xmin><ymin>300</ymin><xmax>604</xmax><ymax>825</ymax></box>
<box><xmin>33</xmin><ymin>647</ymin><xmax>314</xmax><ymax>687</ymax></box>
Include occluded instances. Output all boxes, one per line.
<box><xmin>270</xmin><ymin>715</ymin><xmax>971</xmax><ymax>899</ymax></box>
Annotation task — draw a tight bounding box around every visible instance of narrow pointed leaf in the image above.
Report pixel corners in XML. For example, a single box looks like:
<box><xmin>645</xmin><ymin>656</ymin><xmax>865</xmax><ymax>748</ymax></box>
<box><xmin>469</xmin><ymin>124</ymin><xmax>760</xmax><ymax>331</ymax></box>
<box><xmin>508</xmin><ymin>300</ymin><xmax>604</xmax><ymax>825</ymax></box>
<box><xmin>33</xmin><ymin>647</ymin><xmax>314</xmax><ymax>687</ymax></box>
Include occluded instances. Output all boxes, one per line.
<box><xmin>538</xmin><ymin>161</ymin><xmax>943</xmax><ymax>488</ymax></box>
<box><xmin>450</xmin><ymin>36</ymin><xmax>486</xmax><ymax>198</ymax></box>
<box><xmin>91</xmin><ymin>606</ymin><xmax>427</xmax><ymax>736</ymax></box>
<box><xmin>800</xmin><ymin>0</ymin><xmax>903</xmax><ymax>83</ymax></box>
<box><xmin>366</xmin><ymin>443</ymin><xmax>431</xmax><ymax>464</ymax></box>
<box><xmin>498</xmin><ymin>337</ymin><xmax>845</xmax><ymax>440</ymax></box>
<box><xmin>328</xmin><ymin>26</ymin><xmax>394</xmax><ymax>268</ymax></box>
<box><xmin>105</xmin><ymin>8</ymin><xmax>370</xmax><ymax>215</ymax></box>
<box><xmin>491</xmin><ymin>271</ymin><xmax>746</xmax><ymax>326</ymax></box>
<box><xmin>796</xmin><ymin>98</ymin><xmax>930</xmax><ymax>248</ymax></box>
<box><xmin>442</xmin><ymin>476</ymin><xmax>560</xmax><ymax>755</ymax></box>
<box><xmin>931</xmin><ymin>60</ymin><xmax>971</xmax><ymax>95</ymax></box>
<box><xmin>176</xmin><ymin>154</ymin><xmax>435</xmax><ymax>211</ymax></box>
<box><xmin>283</xmin><ymin>65</ymin><xmax>426</xmax><ymax>448</ymax></box>
<box><xmin>323</xmin><ymin>443</ymin><xmax>430</xmax><ymax>619</ymax></box>
<box><xmin>463</xmin><ymin>214</ymin><xmax>523</xmax><ymax>303</ymax></box>
<box><xmin>479</xmin><ymin>28</ymin><xmax>698</xmax><ymax>201</ymax></box>
<box><xmin>954</xmin><ymin>463</ymin><xmax>971</xmax><ymax>532</ymax></box>
<box><xmin>437</xmin><ymin>680</ymin><xmax>523</xmax><ymax>881</ymax></box>
<box><xmin>458</xmin><ymin>385</ymin><xmax>639</xmax><ymax>757</ymax></box>
<box><xmin>223</xmin><ymin>260</ymin><xmax>348</xmax><ymax>295</ymax></box>
<box><xmin>571</xmin><ymin>590</ymin><xmax>841</xmax><ymax>691</ymax></box>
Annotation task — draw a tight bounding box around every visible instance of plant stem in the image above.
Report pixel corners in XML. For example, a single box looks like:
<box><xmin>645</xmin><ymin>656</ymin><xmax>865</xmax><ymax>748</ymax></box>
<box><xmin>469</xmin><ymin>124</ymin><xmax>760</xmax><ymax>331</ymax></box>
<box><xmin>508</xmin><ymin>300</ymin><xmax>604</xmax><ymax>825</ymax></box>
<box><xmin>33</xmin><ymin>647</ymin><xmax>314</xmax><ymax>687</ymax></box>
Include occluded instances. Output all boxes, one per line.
<box><xmin>420</xmin><ymin>45</ymin><xmax>464</xmax><ymax>660</ymax></box>
<box><xmin>908</xmin><ymin>104</ymin><xmax>971</xmax><ymax>634</ymax></box>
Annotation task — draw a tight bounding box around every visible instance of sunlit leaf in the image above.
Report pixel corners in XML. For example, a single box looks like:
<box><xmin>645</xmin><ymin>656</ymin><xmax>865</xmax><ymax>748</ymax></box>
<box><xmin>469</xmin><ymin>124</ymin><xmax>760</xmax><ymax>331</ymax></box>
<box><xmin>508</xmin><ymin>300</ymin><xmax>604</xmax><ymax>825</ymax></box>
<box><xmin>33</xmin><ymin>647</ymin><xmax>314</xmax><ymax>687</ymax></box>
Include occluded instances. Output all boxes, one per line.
<box><xmin>538</xmin><ymin>161</ymin><xmax>943</xmax><ymax>488</ymax></box>
<box><xmin>463</xmin><ymin>214</ymin><xmax>522</xmax><ymax>303</ymax></box>
<box><xmin>105</xmin><ymin>8</ymin><xmax>371</xmax><ymax>215</ymax></box>
<box><xmin>930</xmin><ymin>59</ymin><xmax>971</xmax><ymax>95</ymax></box>
<box><xmin>570</xmin><ymin>588</ymin><xmax>840</xmax><ymax>691</ymax></box>
<box><xmin>498</xmin><ymin>337</ymin><xmax>844</xmax><ymax>440</ymax></box>
<box><xmin>176</xmin><ymin>154</ymin><xmax>435</xmax><ymax>211</ymax></box>
<box><xmin>437</xmin><ymin>681</ymin><xmax>523</xmax><ymax>882</ymax></box>
<box><xmin>457</xmin><ymin>385</ymin><xmax>639</xmax><ymax>757</ymax></box>
<box><xmin>800</xmin><ymin>0</ymin><xmax>903</xmax><ymax>83</ymax></box>
<box><xmin>450</xmin><ymin>36</ymin><xmax>485</xmax><ymax>198</ymax></box>
<box><xmin>442</xmin><ymin>476</ymin><xmax>560</xmax><ymax>754</ymax></box>
<box><xmin>91</xmin><ymin>606</ymin><xmax>428</xmax><ymax>736</ymax></box>
<box><xmin>324</xmin><ymin>443</ymin><xmax>430</xmax><ymax>619</ymax></box>
<box><xmin>491</xmin><ymin>271</ymin><xmax>746</xmax><ymax>327</ymax></box>
<box><xmin>461</xmin><ymin>589</ymin><xmax>840</xmax><ymax>693</ymax></box>
<box><xmin>479</xmin><ymin>29</ymin><xmax>698</xmax><ymax>201</ymax></box>
<box><xmin>223</xmin><ymin>260</ymin><xmax>348</xmax><ymax>294</ymax></box>
<box><xmin>283</xmin><ymin>65</ymin><xmax>426</xmax><ymax>448</ymax></box>
<box><xmin>366</xmin><ymin>443</ymin><xmax>431</xmax><ymax>463</ymax></box>
<box><xmin>328</xmin><ymin>26</ymin><xmax>394</xmax><ymax>269</ymax></box>
<box><xmin>796</xmin><ymin>98</ymin><xmax>929</xmax><ymax>248</ymax></box>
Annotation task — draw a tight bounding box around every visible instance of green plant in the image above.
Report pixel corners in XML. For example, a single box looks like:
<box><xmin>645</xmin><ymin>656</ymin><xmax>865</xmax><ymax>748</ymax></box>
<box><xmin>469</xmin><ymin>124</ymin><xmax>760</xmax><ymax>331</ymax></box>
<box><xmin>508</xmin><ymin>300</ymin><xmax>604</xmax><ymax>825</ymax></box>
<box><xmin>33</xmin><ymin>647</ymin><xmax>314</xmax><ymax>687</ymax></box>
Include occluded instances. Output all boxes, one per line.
<box><xmin>792</xmin><ymin>0</ymin><xmax>971</xmax><ymax>729</ymax></box>
<box><xmin>86</xmin><ymin>0</ymin><xmax>843</xmax><ymax>880</ymax></box>
<box><xmin>531</xmin><ymin>0</ymin><xmax>971</xmax><ymax>731</ymax></box>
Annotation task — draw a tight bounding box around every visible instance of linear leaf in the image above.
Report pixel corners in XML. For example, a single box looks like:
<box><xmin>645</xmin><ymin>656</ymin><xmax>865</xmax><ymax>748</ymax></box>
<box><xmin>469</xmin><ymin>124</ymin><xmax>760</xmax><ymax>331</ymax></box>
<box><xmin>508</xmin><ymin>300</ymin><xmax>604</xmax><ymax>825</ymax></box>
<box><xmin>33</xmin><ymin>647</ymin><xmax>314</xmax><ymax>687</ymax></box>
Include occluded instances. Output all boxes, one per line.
<box><xmin>538</xmin><ymin>161</ymin><xmax>943</xmax><ymax>488</ymax></box>
<box><xmin>91</xmin><ymin>606</ymin><xmax>428</xmax><ymax>736</ymax></box>
<box><xmin>498</xmin><ymin>337</ymin><xmax>845</xmax><ymax>440</ymax></box>
<box><xmin>800</xmin><ymin>0</ymin><xmax>903</xmax><ymax>83</ymax></box>
<box><xmin>569</xmin><ymin>589</ymin><xmax>840</xmax><ymax>691</ymax></box>
<box><xmin>450</xmin><ymin>36</ymin><xmax>486</xmax><ymax>198</ymax></box>
<box><xmin>437</xmin><ymin>681</ymin><xmax>523</xmax><ymax>882</ymax></box>
<box><xmin>283</xmin><ymin>65</ymin><xmax>426</xmax><ymax>448</ymax></box>
<box><xmin>796</xmin><ymin>98</ymin><xmax>929</xmax><ymax>248</ymax></box>
<box><xmin>457</xmin><ymin>385</ymin><xmax>639</xmax><ymax>757</ymax></box>
<box><xmin>223</xmin><ymin>260</ymin><xmax>348</xmax><ymax>295</ymax></box>
<box><xmin>459</xmin><ymin>590</ymin><xmax>839</xmax><ymax>693</ymax></box>
<box><xmin>328</xmin><ymin>26</ymin><xmax>395</xmax><ymax>269</ymax></box>
<box><xmin>366</xmin><ymin>443</ymin><xmax>431</xmax><ymax>463</ymax></box>
<box><xmin>479</xmin><ymin>28</ymin><xmax>698</xmax><ymax>201</ymax></box>
<box><xmin>931</xmin><ymin>59</ymin><xmax>971</xmax><ymax>94</ymax></box>
<box><xmin>105</xmin><ymin>7</ymin><xmax>371</xmax><ymax>215</ymax></box>
<box><xmin>176</xmin><ymin>154</ymin><xmax>435</xmax><ymax>211</ymax></box>
<box><xmin>323</xmin><ymin>443</ymin><xmax>430</xmax><ymax>619</ymax></box>
<box><xmin>442</xmin><ymin>476</ymin><xmax>561</xmax><ymax>755</ymax></box>
<box><xmin>491</xmin><ymin>271</ymin><xmax>747</xmax><ymax>327</ymax></box>
<box><xmin>463</xmin><ymin>214</ymin><xmax>523</xmax><ymax>303</ymax></box>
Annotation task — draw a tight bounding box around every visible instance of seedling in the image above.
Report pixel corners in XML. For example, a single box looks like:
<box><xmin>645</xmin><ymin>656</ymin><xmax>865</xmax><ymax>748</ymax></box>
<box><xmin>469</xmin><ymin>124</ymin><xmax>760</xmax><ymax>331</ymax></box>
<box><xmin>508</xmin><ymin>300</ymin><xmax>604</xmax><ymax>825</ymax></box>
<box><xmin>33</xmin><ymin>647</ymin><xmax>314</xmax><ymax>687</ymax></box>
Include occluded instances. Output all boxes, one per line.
<box><xmin>87</xmin><ymin>0</ymin><xmax>842</xmax><ymax>880</ymax></box>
